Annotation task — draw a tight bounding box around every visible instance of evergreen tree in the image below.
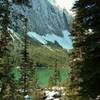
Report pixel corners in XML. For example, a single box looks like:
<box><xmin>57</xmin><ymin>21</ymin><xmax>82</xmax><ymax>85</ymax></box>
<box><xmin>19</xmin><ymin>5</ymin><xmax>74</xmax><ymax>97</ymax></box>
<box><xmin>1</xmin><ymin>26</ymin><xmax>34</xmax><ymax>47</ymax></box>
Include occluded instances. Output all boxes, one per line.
<box><xmin>49</xmin><ymin>59</ymin><xmax>61</xmax><ymax>86</ymax></box>
<box><xmin>20</xmin><ymin>17</ymin><xmax>34</xmax><ymax>98</ymax></box>
<box><xmin>20</xmin><ymin>17</ymin><xmax>29</xmax><ymax>96</ymax></box>
<box><xmin>31</xmin><ymin>68</ymin><xmax>41</xmax><ymax>100</ymax></box>
<box><xmin>0</xmin><ymin>2</ymin><xmax>16</xmax><ymax>99</ymax></box>
<box><xmin>70</xmin><ymin>0</ymin><xmax>100</xmax><ymax>99</ymax></box>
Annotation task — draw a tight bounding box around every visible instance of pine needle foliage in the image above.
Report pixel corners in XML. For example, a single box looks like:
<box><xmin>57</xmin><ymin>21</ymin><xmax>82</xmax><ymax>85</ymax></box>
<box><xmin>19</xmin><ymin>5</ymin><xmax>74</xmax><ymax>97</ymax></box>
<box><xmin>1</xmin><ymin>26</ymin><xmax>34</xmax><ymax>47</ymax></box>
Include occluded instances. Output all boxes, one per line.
<box><xmin>69</xmin><ymin>0</ymin><xmax>100</xmax><ymax>99</ymax></box>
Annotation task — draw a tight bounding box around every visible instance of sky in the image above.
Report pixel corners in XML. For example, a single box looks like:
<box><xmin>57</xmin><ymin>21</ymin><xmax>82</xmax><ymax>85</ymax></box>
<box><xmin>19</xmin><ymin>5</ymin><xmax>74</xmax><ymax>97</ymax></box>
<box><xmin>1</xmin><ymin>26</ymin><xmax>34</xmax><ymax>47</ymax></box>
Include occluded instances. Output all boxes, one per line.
<box><xmin>48</xmin><ymin>0</ymin><xmax>76</xmax><ymax>14</ymax></box>
<box><xmin>55</xmin><ymin>0</ymin><xmax>76</xmax><ymax>14</ymax></box>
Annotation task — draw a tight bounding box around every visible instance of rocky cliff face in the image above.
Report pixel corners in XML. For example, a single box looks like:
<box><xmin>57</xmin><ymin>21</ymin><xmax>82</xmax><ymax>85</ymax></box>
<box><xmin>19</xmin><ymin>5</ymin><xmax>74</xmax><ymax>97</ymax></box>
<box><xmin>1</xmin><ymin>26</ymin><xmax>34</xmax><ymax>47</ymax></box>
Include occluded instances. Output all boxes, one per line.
<box><xmin>8</xmin><ymin>0</ymin><xmax>71</xmax><ymax>35</ymax></box>
<box><xmin>0</xmin><ymin>0</ymin><xmax>72</xmax><ymax>49</ymax></box>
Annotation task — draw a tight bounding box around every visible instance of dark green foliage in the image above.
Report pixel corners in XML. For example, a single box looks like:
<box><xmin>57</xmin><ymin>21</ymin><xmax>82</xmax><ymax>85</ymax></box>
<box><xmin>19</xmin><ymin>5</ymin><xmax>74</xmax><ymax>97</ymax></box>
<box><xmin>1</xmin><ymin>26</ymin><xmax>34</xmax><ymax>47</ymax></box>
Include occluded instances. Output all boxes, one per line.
<box><xmin>28</xmin><ymin>44</ymin><xmax>69</xmax><ymax>68</ymax></box>
<box><xmin>19</xmin><ymin>17</ymin><xmax>38</xmax><ymax>98</ymax></box>
<box><xmin>20</xmin><ymin>17</ymin><xmax>32</xmax><ymax>96</ymax></box>
<box><xmin>73</xmin><ymin>0</ymin><xmax>100</xmax><ymax>32</ymax></box>
<box><xmin>70</xmin><ymin>0</ymin><xmax>100</xmax><ymax>99</ymax></box>
<box><xmin>0</xmin><ymin>12</ymin><xmax>17</xmax><ymax>100</ymax></box>
<box><xmin>49</xmin><ymin>59</ymin><xmax>61</xmax><ymax>86</ymax></box>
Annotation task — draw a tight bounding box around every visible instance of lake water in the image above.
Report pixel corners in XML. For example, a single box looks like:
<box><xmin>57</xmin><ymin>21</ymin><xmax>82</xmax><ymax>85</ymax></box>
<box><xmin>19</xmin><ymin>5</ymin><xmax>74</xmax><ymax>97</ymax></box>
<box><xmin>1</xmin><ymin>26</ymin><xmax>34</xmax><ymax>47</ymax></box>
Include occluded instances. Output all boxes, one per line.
<box><xmin>10</xmin><ymin>67</ymin><xmax>70</xmax><ymax>88</ymax></box>
<box><xmin>37</xmin><ymin>67</ymin><xmax>70</xmax><ymax>87</ymax></box>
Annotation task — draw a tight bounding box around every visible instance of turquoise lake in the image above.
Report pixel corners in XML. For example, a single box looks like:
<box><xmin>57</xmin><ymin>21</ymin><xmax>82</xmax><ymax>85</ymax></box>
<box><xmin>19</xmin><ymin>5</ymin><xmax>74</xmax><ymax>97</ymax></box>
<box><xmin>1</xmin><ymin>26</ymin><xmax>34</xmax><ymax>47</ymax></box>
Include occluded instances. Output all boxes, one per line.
<box><xmin>11</xmin><ymin>67</ymin><xmax>70</xmax><ymax>88</ymax></box>
<box><xmin>37</xmin><ymin>67</ymin><xmax>70</xmax><ymax>87</ymax></box>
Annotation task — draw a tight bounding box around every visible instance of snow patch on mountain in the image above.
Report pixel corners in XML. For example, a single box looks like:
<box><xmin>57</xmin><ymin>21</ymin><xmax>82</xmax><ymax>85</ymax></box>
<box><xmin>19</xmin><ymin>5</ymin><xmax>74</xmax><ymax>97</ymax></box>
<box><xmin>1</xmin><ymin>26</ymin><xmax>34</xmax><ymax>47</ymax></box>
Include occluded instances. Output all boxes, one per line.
<box><xmin>8</xmin><ymin>28</ymin><xmax>21</xmax><ymax>41</ymax></box>
<box><xmin>8</xmin><ymin>28</ymin><xmax>72</xmax><ymax>49</ymax></box>
<box><xmin>27</xmin><ymin>30</ymin><xmax>72</xmax><ymax>49</ymax></box>
<box><xmin>27</xmin><ymin>32</ymin><xmax>47</xmax><ymax>44</ymax></box>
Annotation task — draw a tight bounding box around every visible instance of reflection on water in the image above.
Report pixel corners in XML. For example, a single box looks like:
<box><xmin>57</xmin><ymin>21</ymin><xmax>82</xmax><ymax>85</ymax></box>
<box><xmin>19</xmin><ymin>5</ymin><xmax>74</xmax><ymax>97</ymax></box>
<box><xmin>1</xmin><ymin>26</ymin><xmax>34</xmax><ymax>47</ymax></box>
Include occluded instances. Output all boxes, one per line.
<box><xmin>11</xmin><ymin>67</ymin><xmax>70</xmax><ymax>88</ymax></box>
<box><xmin>37</xmin><ymin>67</ymin><xmax>70</xmax><ymax>87</ymax></box>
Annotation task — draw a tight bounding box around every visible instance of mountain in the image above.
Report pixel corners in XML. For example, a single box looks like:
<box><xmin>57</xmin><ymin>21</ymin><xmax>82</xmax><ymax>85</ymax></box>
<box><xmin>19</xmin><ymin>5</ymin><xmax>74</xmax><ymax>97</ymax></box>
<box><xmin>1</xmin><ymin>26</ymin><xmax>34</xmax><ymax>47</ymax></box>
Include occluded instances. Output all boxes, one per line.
<box><xmin>6</xmin><ymin>35</ymin><xmax>69</xmax><ymax>69</ymax></box>
<box><xmin>0</xmin><ymin>0</ymin><xmax>73</xmax><ymax>49</ymax></box>
<box><xmin>28</xmin><ymin>44</ymin><xmax>69</xmax><ymax>68</ymax></box>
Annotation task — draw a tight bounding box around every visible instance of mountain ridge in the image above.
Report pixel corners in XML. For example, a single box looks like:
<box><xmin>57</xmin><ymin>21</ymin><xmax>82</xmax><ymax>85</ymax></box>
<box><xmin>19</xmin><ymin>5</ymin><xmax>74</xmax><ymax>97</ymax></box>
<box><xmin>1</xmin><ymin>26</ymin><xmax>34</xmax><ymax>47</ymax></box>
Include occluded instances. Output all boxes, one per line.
<box><xmin>0</xmin><ymin>0</ymin><xmax>73</xmax><ymax>49</ymax></box>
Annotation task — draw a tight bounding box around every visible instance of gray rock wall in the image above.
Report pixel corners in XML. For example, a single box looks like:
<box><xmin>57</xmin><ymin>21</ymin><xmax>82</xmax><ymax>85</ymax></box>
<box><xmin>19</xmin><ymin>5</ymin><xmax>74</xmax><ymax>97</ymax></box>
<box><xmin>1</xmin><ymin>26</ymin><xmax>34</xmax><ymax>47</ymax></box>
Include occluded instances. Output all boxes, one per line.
<box><xmin>1</xmin><ymin>0</ymin><xmax>71</xmax><ymax>36</ymax></box>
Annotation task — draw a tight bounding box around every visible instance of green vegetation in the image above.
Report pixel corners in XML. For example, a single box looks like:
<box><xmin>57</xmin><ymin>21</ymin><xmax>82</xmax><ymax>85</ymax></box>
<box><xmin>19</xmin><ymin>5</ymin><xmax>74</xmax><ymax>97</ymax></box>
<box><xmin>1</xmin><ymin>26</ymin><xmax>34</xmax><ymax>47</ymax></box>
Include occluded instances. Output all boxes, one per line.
<box><xmin>0</xmin><ymin>10</ymin><xmax>15</xmax><ymax>99</ymax></box>
<box><xmin>0</xmin><ymin>15</ymin><xmax>70</xmax><ymax>99</ymax></box>
<box><xmin>28</xmin><ymin>44</ymin><xmax>69</xmax><ymax>68</ymax></box>
<box><xmin>1</xmin><ymin>0</ymin><xmax>100</xmax><ymax>100</ymax></box>
<box><xmin>69</xmin><ymin>0</ymin><xmax>100</xmax><ymax>99</ymax></box>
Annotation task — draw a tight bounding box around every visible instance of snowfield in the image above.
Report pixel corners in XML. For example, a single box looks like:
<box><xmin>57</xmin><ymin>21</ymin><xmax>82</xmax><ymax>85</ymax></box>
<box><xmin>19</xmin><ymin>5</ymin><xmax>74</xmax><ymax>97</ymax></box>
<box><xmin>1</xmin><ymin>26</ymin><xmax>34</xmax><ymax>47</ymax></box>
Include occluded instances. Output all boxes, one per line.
<box><xmin>27</xmin><ymin>30</ymin><xmax>73</xmax><ymax>49</ymax></box>
<box><xmin>8</xmin><ymin>28</ymin><xmax>73</xmax><ymax>49</ymax></box>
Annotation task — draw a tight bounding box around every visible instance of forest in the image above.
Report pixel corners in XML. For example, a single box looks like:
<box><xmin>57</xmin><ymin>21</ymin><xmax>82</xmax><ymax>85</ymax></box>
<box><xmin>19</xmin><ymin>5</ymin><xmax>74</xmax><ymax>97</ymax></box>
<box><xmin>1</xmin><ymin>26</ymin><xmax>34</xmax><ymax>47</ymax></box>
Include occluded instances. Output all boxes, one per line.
<box><xmin>0</xmin><ymin>0</ymin><xmax>100</xmax><ymax>100</ymax></box>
